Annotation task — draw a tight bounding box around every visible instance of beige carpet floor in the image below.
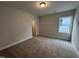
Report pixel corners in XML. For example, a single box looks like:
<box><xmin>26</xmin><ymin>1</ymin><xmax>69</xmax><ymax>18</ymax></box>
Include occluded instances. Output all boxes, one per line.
<box><xmin>0</xmin><ymin>36</ymin><xmax>78</xmax><ymax>58</ymax></box>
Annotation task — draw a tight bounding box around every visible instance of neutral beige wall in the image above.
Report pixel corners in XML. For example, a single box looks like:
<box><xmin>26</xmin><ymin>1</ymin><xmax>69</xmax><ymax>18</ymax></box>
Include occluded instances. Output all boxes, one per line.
<box><xmin>32</xmin><ymin>19</ymin><xmax>36</xmax><ymax>36</ymax></box>
<box><xmin>39</xmin><ymin>10</ymin><xmax>74</xmax><ymax>40</ymax></box>
<box><xmin>34</xmin><ymin>16</ymin><xmax>39</xmax><ymax>36</ymax></box>
<box><xmin>72</xmin><ymin>7</ymin><xmax>79</xmax><ymax>55</ymax></box>
<box><xmin>0</xmin><ymin>6</ymin><xmax>37</xmax><ymax>50</ymax></box>
<box><xmin>32</xmin><ymin>16</ymin><xmax>39</xmax><ymax>36</ymax></box>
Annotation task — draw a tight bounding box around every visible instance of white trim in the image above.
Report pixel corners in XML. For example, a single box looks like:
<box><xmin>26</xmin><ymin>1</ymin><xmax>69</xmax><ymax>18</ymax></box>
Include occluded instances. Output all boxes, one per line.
<box><xmin>39</xmin><ymin>33</ymin><xmax>69</xmax><ymax>40</ymax></box>
<box><xmin>0</xmin><ymin>35</ymin><xmax>32</xmax><ymax>51</ymax></box>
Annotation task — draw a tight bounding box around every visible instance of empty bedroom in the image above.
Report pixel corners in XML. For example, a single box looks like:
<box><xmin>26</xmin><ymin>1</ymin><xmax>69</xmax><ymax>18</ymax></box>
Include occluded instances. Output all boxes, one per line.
<box><xmin>0</xmin><ymin>1</ymin><xmax>79</xmax><ymax>58</ymax></box>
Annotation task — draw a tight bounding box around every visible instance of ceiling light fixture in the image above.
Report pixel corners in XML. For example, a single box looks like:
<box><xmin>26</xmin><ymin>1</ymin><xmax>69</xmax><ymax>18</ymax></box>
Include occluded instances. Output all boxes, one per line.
<box><xmin>40</xmin><ymin>2</ymin><xmax>46</xmax><ymax>7</ymax></box>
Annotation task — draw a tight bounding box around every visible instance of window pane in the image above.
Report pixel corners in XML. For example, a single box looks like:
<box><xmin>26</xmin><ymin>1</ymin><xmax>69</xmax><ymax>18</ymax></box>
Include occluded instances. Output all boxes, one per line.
<box><xmin>59</xmin><ymin>17</ymin><xmax>72</xmax><ymax>26</ymax></box>
<box><xmin>59</xmin><ymin>26</ymin><xmax>70</xmax><ymax>33</ymax></box>
<box><xmin>58</xmin><ymin>16</ymin><xmax>72</xmax><ymax>33</ymax></box>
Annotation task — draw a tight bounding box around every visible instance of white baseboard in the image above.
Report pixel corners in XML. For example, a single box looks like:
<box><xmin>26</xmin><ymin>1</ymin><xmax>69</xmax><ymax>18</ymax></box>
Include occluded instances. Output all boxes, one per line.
<box><xmin>39</xmin><ymin>33</ymin><xmax>69</xmax><ymax>40</ymax></box>
<box><xmin>0</xmin><ymin>35</ymin><xmax>32</xmax><ymax>51</ymax></box>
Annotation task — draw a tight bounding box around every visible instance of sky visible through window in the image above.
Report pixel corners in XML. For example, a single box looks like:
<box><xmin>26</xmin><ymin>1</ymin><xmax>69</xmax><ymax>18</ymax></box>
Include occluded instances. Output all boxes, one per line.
<box><xmin>58</xmin><ymin>16</ymin><xmax>72</xmax><ymax>33</ymax></box>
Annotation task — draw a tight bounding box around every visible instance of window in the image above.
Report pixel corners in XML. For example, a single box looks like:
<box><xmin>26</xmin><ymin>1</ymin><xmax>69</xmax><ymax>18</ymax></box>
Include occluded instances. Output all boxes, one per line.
<box><xmin>58</xmin><ymin>16</ymin><xmax>73</xmax><ymax>33</ymax></box>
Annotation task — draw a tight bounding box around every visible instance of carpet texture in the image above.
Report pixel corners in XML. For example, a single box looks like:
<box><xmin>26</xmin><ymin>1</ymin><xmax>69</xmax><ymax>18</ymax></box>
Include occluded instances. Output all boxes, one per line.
<box><xmin>0</xmin><ymin>36</ymin><xmax>78</xmax><ymax>58</ymax></box>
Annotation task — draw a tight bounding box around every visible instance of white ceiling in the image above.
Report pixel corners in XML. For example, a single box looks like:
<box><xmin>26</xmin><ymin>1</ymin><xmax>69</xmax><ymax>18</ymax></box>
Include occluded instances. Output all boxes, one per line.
<box><xmin>0</xmin><ymin>1</ymin><xmax>79</xmax><ymax>16</ymax></box>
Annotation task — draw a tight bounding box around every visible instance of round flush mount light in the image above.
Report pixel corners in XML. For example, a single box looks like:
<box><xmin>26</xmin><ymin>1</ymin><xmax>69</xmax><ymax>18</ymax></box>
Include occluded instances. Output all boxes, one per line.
<box><xmin>40</xmin><ymin>2</ymin><xmax>46</xmax><ymax>7</ymax></box>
